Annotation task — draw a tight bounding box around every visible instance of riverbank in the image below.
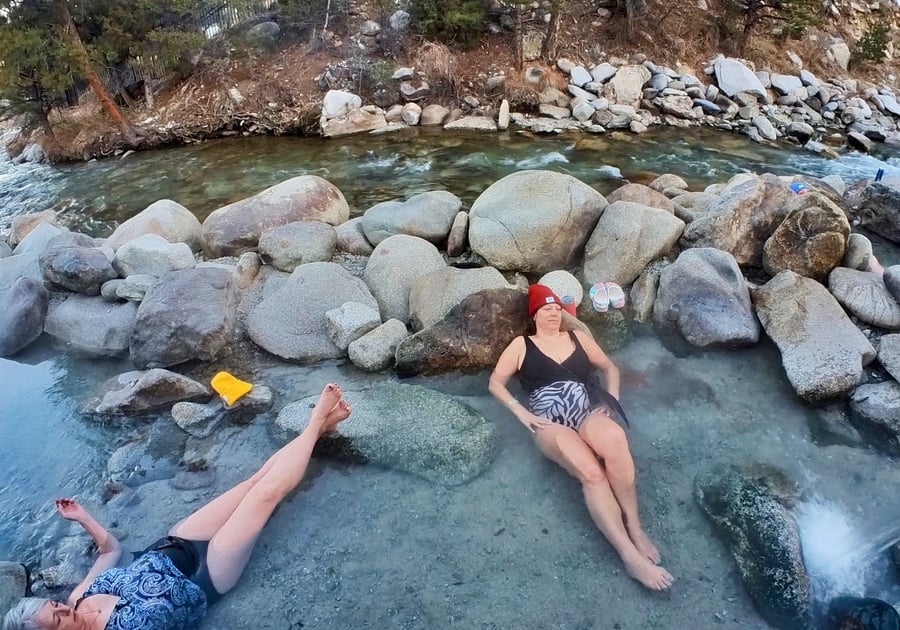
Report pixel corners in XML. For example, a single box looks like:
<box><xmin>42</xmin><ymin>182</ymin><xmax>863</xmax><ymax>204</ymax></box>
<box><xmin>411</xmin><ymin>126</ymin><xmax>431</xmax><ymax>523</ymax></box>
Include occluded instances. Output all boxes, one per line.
<box><xmin>5</xmin><ymin>0</ymin><xmax>900</xmax><ymax>163</ymax></box>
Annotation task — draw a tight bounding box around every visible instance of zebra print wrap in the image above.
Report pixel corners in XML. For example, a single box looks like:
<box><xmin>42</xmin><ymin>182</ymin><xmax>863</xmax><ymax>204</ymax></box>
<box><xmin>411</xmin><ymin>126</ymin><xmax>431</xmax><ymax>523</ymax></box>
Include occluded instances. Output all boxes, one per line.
<box><xmin>529</xmin><ymin>380</ymin><xmax>593</xmax><ymax>430</ymax></box>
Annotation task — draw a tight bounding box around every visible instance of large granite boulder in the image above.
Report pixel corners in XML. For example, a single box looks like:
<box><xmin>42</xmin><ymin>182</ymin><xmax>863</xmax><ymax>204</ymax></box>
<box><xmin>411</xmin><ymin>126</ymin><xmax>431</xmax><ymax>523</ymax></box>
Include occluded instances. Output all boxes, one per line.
<box><xmin>130</xmin><ymin>267</ymin><xmax>238</xmax><ymax>368</ymax></box>
<box><xmin>849</xmin><ymin>182</ymin><xmax>900</xmax><ymax>244</ymax></box>
<box><xmin>605</xmin><ymin>182</ymin><xmax>675</xmax><ymax>213</ymax></box>
<box><xmin>713</xmin><ymin>57</ymin><xmax>767</xmax><ymax>99</ymax></box>
<box><xmin>877</xmin><ymin>334</ymin><xmax>900</xmax><ymax>382</ymax></box>
<box><xmin>347</xmin><ymin>319</ymin><xmax>409</xmax><ymax>372</ymax></box>
<box><xmin>395</xmin><ymin>288</ymin><xmax>529</xmax><ymax>376</ymax></box>
<box><xmin>681</xmin><ymin>174</ymin><xmax>795</xmax><ymax>267</ymax></box>
<box><xmin>828</xmin><ymin>267</ymin><xmax>900</xmax><ymax>330</ymax></box>
<box><xmin>334</xmin><ymin>217</ymin><xmax>374</xmax><ymax>256</ymax></box>
<box><xmin>363</xmin><ymin>234</ymin><xmax>446</xmax><ymax>322</ymax></box>
<box><xmin>762</xmin><ymin>195</ymin><xmax>850</xmax><ymax>282</ymax></box>
<box><xmin>849</xmin><ymin>382</ymin><xmax>900</xmax><ymax>457</ymax></box>
<box><xmin>604</xmin><ymin>64</ymin><xmax>651</xmax><ymax>108</ymax></box>
<box><xmin>694</xmin><ymin>463</ymin><xmax>811</xmax><ymax>630</ymax></box>
<box><xmin>258</xmin><ymin>220</ymin><xmax>338</xmax><ymax>272</ymax></box>
<box><xmin>81</xmin><ymin>369</ymin><xmax>210</xmax><ymax>416</ymax></box>
<box><xmin>40</xmin><ymin>245</ymin><xmax>117</xmax><ymax>294</ymax></box>
<box><xmin>12</xmin><ymin>222</ymin><xmax>64</xmax><ymax>257</ymax></box>
<box><xmin>113</xmin><ymin>234</ymin><xmax>196</xmax><ymax>278</ymax></box>
<box><xmin>409</xmin><ymin>266</ymin><xmax>509</xmax><ymax>331</ymax></box>
<box><xmin>201</xmin><ymin>175</ymin><xmax>349</xmax><ymax>257</ymax></box>
<box><xmin>275</xmin><ymin>381</ymin><xmax>497</xmax><ymax>485</ymax></box>
<box><xmin>469</xmin><ymin>170</ymin><xmax>607</xmax><ymax>273</ymax></box>
<box><xmin>581</xmin><ymin>201</ymin><xmax>684</xmax><ymax>287</ymax></box>
<box><xmin>321</xmin><ymin>105</ymin><xmax>387</xmax><ymax>138</ymax></box>
<box><xmin>361</xmin><ymin>191</ymin><xmax>462</xmax><ymax>245</ymax></box>
<box><xmin>9</xmin><ymin>210</ymin><xmax>57</xmax><ymax>247</ymax></box>
<box><xmin>653</xmin><ymin>248</ymin><xmax>759</xmax><ymax>348</ymax></box>
<box><xmin>0</xmin><ymin>276</ymin><xmax>48</xmax><ymax>356</ymax></box>
<box><xmin>0</xmin><ymin>250</ymin><xmax>42</xmax><ymax>295</ymax></box>
<box><xmin>44</xmin><ymin>295</ymin><xmax>138</xmax><ymax>357</ymax></box>
<box><xmin>247</xmin><ymin>262</ymin><xmax>379</xmax><ymax>362</ymax></box>
<box><xmin>751</xmin><ymin>271</ymin><xmax>875</xmax><ymax>402</ymax></box>
<box><xmin>105</xmin><ymin>199</ymin><xmax>202</xmax><ymax>251</ymax></box>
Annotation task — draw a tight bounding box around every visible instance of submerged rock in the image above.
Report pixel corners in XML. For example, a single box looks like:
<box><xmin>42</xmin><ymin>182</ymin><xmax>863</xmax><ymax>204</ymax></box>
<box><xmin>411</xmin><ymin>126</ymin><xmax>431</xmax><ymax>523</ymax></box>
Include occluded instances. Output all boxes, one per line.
<box><xmin>849</xmin><ymin>382</ymin><xmax>900</xmax><ymax>457</ymax></box>
<box><xmin>694</xmin><ymin>463</ymin><xmax>811</xmax><ymax>630</ymax></box>
<box><xmin>0</xmin><ymin>561</ymin><xmax>28</xmax><ymax>619</ymax></box>
<box><xmin>107</xmin><ymin>421</ymin><xmax>188</xmax><ymax>487</ymax></box>
<box><xmin>276</xmin><ymin>382</ymin><xmax>496</xmax><ymax>485</ymax></box>
<box><xmin>826</xmin><ymin>595</ymin><xmax>900</xmax><ymax>630</ymax></box>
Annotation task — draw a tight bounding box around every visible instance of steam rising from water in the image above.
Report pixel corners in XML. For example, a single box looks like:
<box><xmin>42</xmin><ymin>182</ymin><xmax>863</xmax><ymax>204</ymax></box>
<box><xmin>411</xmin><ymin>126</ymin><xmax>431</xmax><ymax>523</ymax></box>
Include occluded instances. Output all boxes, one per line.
<box><xmin>798</xmin><ymin>499</ymin><xmax>900</xmax><ymax>604</ymax></box>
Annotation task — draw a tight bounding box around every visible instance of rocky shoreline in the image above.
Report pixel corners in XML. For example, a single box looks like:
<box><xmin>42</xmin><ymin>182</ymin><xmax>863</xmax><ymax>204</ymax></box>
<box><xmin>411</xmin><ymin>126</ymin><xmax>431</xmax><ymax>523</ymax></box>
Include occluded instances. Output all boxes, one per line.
<box><xmin>7</xmin><ymin>38</ymin><xmax>900</xmax><ymax>166</ymax></box>
<box><xmin>3</xmin><ymin>165</ymin><xmax>900</xmax><ymax>626</ymax></box>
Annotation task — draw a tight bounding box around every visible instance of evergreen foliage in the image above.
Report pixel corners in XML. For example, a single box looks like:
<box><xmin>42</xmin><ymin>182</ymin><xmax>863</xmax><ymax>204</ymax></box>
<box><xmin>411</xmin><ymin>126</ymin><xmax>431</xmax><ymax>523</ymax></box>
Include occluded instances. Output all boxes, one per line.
<box><xmin>408</xmin><ymin>0</ymin><xmax>488</xmax><ymax>44</ymax></box>
<box><xmin>854</xmin><ymin>21</ymin><xmax>891</xmax><ymax>66</ymax></box>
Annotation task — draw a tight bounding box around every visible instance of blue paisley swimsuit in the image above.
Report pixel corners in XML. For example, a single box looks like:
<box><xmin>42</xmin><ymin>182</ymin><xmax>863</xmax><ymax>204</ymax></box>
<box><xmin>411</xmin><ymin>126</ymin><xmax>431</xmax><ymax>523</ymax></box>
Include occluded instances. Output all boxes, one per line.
<box><xmin>78</xmin><ymin>551</ymin><xmax>207</xmax><ymax>630</ymax></box>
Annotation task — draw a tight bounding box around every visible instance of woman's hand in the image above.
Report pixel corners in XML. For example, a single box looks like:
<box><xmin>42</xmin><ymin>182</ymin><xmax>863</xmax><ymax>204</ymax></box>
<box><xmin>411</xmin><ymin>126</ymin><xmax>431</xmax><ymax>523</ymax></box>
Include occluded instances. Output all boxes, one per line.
<box><xmin>55</xmin><ymin>497</ymin><xmax>90</xmax><ymax>523</ymax></box>
<box><xmin>519</xmin><ymin>412</ymin><xmax>553</xmax><ymax>434</ymax></box>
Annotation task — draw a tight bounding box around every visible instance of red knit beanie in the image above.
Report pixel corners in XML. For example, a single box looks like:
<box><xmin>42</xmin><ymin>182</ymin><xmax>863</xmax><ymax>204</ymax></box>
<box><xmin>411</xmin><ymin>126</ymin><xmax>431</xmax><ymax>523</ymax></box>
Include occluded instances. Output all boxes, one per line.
<box><xmin>527</xmin><ymin>284</ymin><xmax>563</xmax><ymax>317</ymax></box>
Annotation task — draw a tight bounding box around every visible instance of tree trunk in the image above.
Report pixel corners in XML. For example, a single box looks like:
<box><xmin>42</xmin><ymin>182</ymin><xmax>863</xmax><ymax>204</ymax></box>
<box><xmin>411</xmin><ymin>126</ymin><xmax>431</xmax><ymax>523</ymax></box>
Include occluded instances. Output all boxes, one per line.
<box><xmin>514</xmin><ymin>5</ymin><xmax>523</xmax><ymax>71</ymax></box>
<box><xmin>541</xmin><ymin>1</ymin><xmax>562</xmax><ymax>61</ymax></box>
<box><xmin>144</xmin><ymin>80</ymin><xmax>154</xmax><ymax>110</ymax></box>
<box><xmin>57</xmin><ymin>0</ymin><xmax>138</xmax><ymax>144</ymax></box>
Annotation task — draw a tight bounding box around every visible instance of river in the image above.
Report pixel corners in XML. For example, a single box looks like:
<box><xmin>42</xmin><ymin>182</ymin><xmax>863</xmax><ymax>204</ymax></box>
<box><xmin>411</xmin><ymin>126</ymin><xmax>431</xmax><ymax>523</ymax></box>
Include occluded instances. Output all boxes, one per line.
<box><xmin>1</xmin><ymin>127</ymin><xmax>899</xmax><ymax>629</ymax></box>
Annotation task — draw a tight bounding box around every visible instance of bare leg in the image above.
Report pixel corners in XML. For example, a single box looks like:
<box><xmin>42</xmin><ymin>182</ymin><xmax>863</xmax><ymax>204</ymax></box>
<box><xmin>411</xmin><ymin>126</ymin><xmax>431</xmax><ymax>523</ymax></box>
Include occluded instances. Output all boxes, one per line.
<box><xmin>579</xmin><ymin>413</ymin><xmax>660</xmax><ymax>565</ymax></box>
<box><xmin>534</xmin><ymin>423</ymin><xmax>673</xmax><ymax>590</ymax></box>
<box><xmin>197</xmin><ymin>382</ymin><xmax>345</xmax><ymax>594</ymax></box>
<box><xmin>170</xmin><ymin>392</ymin><xmax>350</xmax><ymax>541</ymax></box>
<box><xmin>871</xmin><ymin>254</ymin><xmax>886</xmax><ymax>276</ymax></box>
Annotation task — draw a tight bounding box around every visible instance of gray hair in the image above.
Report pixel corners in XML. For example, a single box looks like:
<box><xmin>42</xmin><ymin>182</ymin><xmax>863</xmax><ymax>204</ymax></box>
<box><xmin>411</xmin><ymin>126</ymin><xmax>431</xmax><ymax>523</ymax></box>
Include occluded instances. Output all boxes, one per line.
<box><xmin>3</xmin><ymin>597</ymin><xmax>48</xmax><ymax>630</ymax></box>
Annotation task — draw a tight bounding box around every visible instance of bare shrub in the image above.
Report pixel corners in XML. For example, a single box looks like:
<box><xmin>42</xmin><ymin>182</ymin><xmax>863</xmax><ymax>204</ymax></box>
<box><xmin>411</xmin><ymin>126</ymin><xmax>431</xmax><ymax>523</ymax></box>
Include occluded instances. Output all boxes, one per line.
<box><xmin>415</xmin><ymin>41</ymin><xmax>458</xmax><ymax>99</ymax></box>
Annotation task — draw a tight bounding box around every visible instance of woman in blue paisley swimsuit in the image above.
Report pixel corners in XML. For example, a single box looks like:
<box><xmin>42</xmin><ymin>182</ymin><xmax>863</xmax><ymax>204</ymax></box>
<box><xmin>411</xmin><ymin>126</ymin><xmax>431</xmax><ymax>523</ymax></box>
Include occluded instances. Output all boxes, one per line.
<box><xmin>489</xmin><ymin>284</ymin><xmax>673</xmax><ymax>591</ymax></box>
<box><xmin>4</xmin><ymin>383</ymin><xmax>351</xmax><ymax>630</ymax></box>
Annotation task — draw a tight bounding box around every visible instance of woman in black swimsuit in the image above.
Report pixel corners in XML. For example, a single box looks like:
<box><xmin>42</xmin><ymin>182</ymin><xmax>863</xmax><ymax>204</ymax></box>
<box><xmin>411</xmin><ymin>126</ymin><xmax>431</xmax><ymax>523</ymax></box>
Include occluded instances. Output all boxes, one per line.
<box><xmin>489</xmin><ymin>284</ymin><xmax>673</xmax><ymax>591</ymax></box>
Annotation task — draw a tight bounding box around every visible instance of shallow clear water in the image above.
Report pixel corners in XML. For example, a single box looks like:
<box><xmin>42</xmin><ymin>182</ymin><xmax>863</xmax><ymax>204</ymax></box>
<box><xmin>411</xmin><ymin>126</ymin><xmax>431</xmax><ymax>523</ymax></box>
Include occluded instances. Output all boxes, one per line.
<box><xmin>1</xmin><ymin>128</ymin><xmax>900</xmax><ymax>627</ymax></box>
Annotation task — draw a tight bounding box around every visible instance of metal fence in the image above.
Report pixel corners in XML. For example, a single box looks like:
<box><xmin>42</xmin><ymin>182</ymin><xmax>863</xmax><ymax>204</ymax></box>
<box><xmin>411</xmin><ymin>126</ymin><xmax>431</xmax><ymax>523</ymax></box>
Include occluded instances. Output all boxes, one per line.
<box><xmin>69</xmin><ymin>0</ymin><xmax>275</xmax><ymax>105</ymax></box>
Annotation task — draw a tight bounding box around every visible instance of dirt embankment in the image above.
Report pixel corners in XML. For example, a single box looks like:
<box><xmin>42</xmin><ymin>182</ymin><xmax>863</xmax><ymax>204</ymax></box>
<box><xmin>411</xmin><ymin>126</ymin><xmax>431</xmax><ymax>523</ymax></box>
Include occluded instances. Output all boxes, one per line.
<box><xmin>17</xmin><ymin>0</ymin><xmax>900</xmax><ymax>162</ymax></box>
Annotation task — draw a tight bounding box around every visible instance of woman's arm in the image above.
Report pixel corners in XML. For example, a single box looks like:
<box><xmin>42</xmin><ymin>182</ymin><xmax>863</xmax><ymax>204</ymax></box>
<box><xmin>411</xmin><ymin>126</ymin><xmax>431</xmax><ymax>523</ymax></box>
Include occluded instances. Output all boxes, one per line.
<box><xmin>573</xmin><ymin>330</ymin><xmax>620</xmax><ymax>400</ymax></box>
<box><xmin>56</xmin><ymin>498</ymin><xmax>122</xmax><ymax>606</ymax></box>
<box><xmin>488</xmin><ymin>337</ymin><xmax>552</xmax><ymax>433</ymax></box>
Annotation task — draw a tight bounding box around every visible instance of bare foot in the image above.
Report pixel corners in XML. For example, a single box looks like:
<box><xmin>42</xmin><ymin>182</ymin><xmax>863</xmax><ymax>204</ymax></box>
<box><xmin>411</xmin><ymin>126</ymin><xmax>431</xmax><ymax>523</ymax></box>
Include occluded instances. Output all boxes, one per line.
<box><xmin>320</xmin><ymin>399</ymin><xmax>351</xmax><ymax>434</ymax></box>
<box><xmin>310</xmin><ymin>383</ymin><xmax>342</xmax><ymax>426</ymax></box>
<box><xmin>627</xmin><ymin>524</ymin><xmax>661</xmax><ymax>564</ymax></box>
<box><xmin>623</xmin><ymin>554</ymin><xmax>674</xmax><ymax>591</ymax></box>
